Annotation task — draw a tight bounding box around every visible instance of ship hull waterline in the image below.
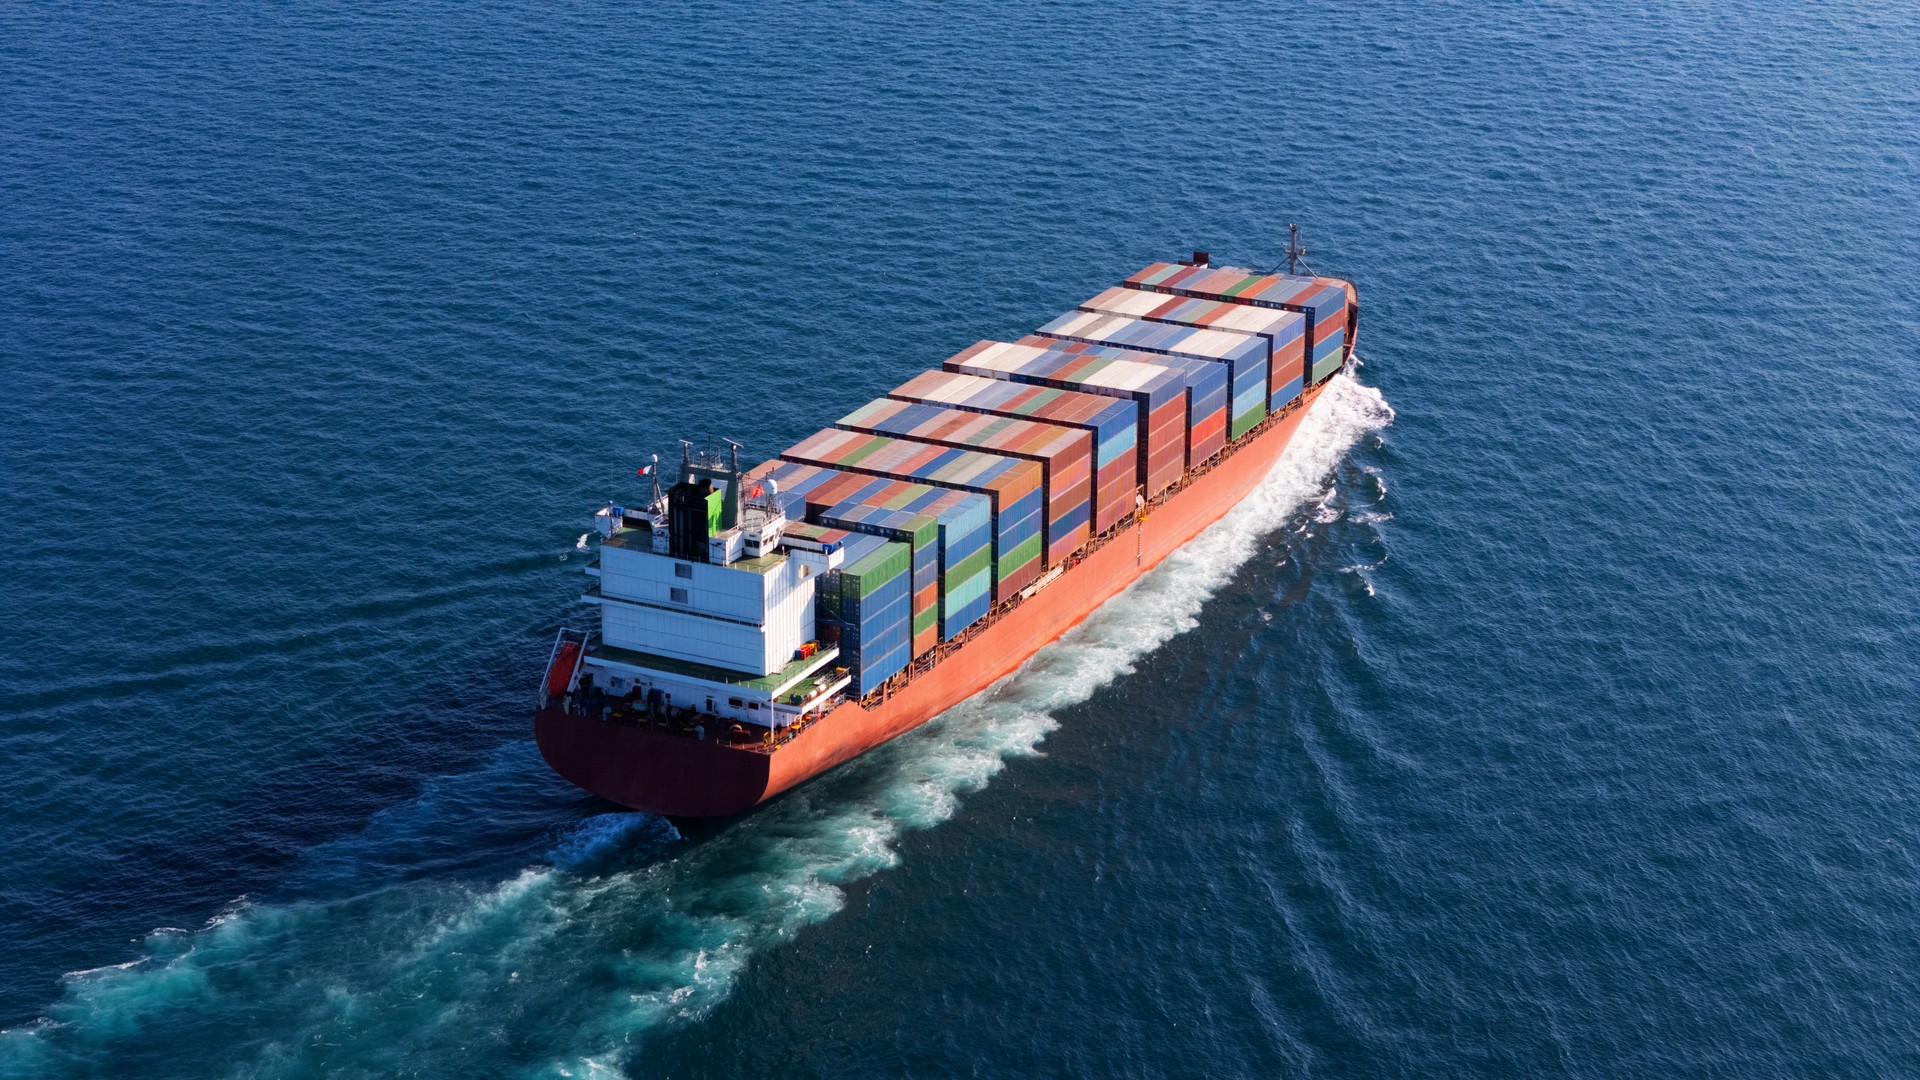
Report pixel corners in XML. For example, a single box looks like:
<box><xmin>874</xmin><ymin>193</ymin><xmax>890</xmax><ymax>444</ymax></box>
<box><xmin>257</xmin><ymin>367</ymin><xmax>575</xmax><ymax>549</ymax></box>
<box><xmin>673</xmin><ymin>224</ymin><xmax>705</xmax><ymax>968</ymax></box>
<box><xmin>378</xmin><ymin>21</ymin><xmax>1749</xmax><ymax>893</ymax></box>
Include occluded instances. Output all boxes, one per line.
<box><xmin>536</xmin><ymin>380</ymin><xmax>1330</xmax><ymax>818</ymax></box>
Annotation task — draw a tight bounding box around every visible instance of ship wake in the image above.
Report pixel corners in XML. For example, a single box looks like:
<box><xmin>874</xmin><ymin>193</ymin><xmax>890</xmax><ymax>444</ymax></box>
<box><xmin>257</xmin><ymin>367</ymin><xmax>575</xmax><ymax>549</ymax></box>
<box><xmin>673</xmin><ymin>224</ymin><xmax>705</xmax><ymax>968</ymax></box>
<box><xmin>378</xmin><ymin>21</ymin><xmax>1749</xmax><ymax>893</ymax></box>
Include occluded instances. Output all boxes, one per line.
<box><xmin>1</xmin><ymin>374</ymin><xmax>1393</xmax><ymax>1080</ymax></box>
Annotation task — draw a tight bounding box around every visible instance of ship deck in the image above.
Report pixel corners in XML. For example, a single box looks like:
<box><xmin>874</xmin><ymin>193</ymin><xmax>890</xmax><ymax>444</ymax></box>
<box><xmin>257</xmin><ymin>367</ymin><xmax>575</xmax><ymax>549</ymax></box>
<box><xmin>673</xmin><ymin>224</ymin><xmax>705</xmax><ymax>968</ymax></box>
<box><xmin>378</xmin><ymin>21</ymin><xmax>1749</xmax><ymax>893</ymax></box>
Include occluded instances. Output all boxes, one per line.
<box><xmin>589</xmin><ymin>641</ymin><xmax>839</xmax><ymax>699</ymax></box>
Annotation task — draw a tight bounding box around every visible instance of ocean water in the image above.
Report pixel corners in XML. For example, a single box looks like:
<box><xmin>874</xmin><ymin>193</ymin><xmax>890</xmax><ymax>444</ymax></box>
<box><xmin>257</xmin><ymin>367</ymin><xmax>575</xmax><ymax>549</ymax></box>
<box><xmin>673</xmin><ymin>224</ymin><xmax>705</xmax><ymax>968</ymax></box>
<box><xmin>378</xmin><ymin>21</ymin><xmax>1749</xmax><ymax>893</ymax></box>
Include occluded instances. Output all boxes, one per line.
<box><xmin>2</xmin><ymin>3</ymin><xmax>1915</xmax><ymax>1077</ymax></box>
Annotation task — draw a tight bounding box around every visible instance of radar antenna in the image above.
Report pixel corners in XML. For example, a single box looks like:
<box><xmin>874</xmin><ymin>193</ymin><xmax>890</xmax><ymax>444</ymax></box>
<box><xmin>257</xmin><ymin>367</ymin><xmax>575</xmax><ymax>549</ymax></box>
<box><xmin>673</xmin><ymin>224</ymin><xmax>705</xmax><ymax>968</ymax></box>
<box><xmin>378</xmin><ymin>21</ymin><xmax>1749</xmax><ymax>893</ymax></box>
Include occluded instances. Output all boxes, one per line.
<box><xmin>1284</xmin><ymin>223</ymin><xmax>1313</xmax><ymax>277</ymax></box>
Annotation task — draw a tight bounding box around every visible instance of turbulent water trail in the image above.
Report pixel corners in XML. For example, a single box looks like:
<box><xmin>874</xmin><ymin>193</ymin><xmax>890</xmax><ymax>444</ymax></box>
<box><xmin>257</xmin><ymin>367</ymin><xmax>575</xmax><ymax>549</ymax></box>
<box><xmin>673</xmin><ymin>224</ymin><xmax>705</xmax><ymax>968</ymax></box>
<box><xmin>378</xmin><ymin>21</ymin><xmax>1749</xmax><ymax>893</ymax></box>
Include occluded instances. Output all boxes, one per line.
<box><xmin>0</xmin><ymin>377</ymin><xmax>1392</xmax><ymax>1079</ymax></box>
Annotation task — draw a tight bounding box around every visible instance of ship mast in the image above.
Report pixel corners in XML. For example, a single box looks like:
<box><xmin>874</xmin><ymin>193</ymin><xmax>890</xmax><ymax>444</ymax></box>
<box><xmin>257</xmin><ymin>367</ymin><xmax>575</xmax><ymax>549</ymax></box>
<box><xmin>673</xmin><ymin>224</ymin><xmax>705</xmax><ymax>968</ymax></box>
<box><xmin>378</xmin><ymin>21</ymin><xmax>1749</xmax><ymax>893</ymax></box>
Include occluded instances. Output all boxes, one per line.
<box><xmin>1284</xmin><ymin>223</ymin><xmax>1311</xmax><ymax>276</ymax></box>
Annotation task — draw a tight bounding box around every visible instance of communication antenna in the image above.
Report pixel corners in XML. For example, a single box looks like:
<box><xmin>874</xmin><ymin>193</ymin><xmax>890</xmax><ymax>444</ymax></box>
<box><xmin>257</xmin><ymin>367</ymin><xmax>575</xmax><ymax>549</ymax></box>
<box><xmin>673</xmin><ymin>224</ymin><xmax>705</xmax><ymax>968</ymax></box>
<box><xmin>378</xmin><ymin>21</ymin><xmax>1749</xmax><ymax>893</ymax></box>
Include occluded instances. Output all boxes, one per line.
<box><xmin>1284</xmin><ymin>223</ymin><xmax>1313</xmax><ymax>277</ymax></box>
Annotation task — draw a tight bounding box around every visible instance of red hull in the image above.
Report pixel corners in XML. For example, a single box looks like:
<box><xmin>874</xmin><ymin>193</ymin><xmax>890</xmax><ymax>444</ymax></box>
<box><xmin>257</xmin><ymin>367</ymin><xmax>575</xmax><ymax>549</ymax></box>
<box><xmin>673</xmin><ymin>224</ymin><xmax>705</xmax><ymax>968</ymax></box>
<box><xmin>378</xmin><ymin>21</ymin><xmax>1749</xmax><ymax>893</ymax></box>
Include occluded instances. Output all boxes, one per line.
<box><xmin>536</xmin><ymin>381</ymin><xmax>1328</xmax><ymax>817</ymax></box>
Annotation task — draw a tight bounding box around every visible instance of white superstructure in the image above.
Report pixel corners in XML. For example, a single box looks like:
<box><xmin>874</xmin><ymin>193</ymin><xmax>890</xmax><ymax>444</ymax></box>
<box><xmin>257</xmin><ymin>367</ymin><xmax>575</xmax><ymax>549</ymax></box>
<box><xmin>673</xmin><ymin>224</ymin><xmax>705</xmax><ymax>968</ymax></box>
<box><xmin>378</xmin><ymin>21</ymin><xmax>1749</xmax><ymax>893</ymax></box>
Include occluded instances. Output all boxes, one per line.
<box><xmin>567</xmin><ymin>444</ymin><xmax>852</xmax><ymax>733</ymax></box>
<box><xmin>590</xmin><ymin>517</ymin><xmax>815</xmax><ymax>677</ymax></box>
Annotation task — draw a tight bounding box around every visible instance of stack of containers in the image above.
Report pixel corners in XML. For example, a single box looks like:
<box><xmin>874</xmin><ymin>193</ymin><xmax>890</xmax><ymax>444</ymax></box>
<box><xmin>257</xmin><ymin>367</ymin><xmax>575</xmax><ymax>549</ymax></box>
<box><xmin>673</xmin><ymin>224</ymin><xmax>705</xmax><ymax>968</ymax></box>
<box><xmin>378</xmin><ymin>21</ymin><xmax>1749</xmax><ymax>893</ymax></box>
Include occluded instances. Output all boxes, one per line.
<box><xmin>920</xmin><ymin>488</ymin><xmax>993</xmax><ymax>638</ymax></box>
<box><xmin>1126</xmin><ymin>263</ymin><xmax>1352</xmax><ymax>386</ymax></box>
<box><xmin>944</xmin><ymin>340</ymin><xmax>1211</xmax><ymax>493</ymax></box>
<box><xmin>812</xmin><ymin>477</ymin><xmax>939</xmax><ymax>657</ymax></box>
<box><xmin>811</xmin><ymin>475</ymin><xmax>993</xmax><ymax>652</ymax></box>
<box><xmin>1008</xmin><ymin>337</ymin><xmax>1232</xmax><ymax>469</ymax></box>
<box><xmin>1073</xmin><ymin>287</ymin><xmax>1309</xmax><ymax>412</ymax></box>
<box><xmin>1034</xmin><ymin>310</ymin><xmax>1271</xmax><ymax>441</ymax></box>
<box><xmin>887</xmin><ymin>370</ymin><xmax>1140</xmax><ymax>532</ymax></box>
<box><xmin>746</xmin><ymin>460</ymin><xmax>993</xmax><ymax>647</ymax></box>
<box><xmin>816</xmin><ymin>532</ymin><xmax>912</xmax><ymax>695</ymax></box>
<box><xmin>837</xmin><ymin>398</ymin><xmax>1093</xmax><ymax>566</ymax></box>
<box><xmin>748</xmin><ymin>460</ymin><xmax>851</xmax><ymax>520</ymax></box>
<box><xmin>780</xmin><ymin>429</ymin><xmax>1047</xmax><ymax>599</ymax></box>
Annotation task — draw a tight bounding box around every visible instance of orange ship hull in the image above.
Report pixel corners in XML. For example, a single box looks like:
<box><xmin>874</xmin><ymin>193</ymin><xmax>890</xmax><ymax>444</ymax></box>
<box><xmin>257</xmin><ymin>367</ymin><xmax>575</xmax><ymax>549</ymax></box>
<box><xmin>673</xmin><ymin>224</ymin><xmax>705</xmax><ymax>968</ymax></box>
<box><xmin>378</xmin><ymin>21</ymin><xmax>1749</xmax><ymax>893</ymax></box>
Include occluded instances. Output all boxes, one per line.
<box><xmin>535</xmin><ymin>380</ymin><xmax>1327</xmax><ymax>817</ymax></box>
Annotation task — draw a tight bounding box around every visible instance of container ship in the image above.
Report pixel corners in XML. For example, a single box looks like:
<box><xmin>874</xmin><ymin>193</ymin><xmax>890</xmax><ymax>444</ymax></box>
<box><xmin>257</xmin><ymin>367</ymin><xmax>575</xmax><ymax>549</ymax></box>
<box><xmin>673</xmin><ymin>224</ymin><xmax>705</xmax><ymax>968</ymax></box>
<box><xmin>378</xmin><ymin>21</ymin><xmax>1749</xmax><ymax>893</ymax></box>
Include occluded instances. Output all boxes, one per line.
<box><xmin>536</xmin><ymin>252</ymin><xmax>1359</xmax><ymax>817</ymax></box>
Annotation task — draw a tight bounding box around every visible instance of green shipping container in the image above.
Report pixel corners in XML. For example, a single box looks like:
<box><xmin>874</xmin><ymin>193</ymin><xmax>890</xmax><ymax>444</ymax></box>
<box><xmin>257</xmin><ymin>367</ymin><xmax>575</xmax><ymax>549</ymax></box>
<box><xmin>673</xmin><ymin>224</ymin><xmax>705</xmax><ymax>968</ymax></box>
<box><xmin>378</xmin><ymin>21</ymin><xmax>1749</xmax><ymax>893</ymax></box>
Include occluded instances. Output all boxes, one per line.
<box><xmin>843</xmin><ymin>541</ymin><xmax>911</xmax><ymax>599</ymax></box>
<box><xmin>1230</xmin><ymin>406</ymin><xmax>1264</xmax><ymax>440</ymax></box>
<box><xmin>912</xmin><ymin>604</ymin><xmax>939</xmax><ymax>638</ymax></box>
<box><xmin>944</xmin><ymin>544</ymin><xmax>992</xmax><ymax>590</ymax></box>
<box><xmin>1312</xmin><ymin>353</ymin><xmax>1344</xmax><ymax>384</ymax></box>
<box><xmin>995</xmin><ymin>533</ymin><xmax>1043</xmax><ymax>583</ymax></box>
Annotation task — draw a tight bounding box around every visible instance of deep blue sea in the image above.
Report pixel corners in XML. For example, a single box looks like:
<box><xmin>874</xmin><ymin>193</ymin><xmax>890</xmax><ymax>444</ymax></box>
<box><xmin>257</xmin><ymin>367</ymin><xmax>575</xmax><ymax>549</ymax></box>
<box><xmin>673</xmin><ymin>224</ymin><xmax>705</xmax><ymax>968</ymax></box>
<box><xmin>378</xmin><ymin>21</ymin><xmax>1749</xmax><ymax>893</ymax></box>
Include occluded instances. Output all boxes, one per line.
<box><xmin>3</xmin><ymin>3</ymin><xmax>1917</xmax><ymax>1077</ymax></box>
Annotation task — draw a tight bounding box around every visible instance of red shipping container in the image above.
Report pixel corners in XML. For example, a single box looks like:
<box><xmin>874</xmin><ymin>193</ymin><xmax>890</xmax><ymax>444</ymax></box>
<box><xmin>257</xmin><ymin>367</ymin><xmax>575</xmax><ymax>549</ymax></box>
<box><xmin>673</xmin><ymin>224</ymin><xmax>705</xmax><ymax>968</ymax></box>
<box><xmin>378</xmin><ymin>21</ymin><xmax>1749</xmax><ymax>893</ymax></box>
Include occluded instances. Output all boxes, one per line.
<box><xmin>805</xmin><ymin>471</ymin><xmax>873</xmax><ymax>516</ymax></box>
<box><xmin>1047</xmin><ymin>531</ymin><xmax>1085</xmax><ymax>566</ymax></box>
<box><xmin>1189</xmin><ymin>412</ymin><xmax>1227</xmax><ymax>464</ymax></box>
<box><xmin>1096</xmin><ymin>469</ymin><xmax>1135</xmax><ymax>507</ymax></box>
<box><xmin>998</xmin><ymin>558</ymin><xmax>1043</xmax><ymax>598</ymax></box>
<box><xmin>1154</xmin><ymin>264</ymin><xmax>1208</xmax><ymax>291</ymax></box>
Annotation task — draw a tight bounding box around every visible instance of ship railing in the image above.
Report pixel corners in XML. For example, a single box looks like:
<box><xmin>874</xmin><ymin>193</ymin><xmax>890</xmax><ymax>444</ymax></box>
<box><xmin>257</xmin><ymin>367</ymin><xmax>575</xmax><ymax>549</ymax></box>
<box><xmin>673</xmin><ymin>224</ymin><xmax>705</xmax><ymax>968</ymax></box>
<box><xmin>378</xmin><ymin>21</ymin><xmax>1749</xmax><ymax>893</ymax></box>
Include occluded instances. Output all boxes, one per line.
<box><xmin>586</xmin><ymin>694</ymin><xmax>785</xmax><ymax>756</ymax></box>
<box><xmin>557</xmin><ymin>637</ymin><xmax>819</xmax><ymax>755</ymax></box>
<box><xmin>854</xmin><ymin>386</ymin><xmax>1317</xmax><ymax>710</ymax></box>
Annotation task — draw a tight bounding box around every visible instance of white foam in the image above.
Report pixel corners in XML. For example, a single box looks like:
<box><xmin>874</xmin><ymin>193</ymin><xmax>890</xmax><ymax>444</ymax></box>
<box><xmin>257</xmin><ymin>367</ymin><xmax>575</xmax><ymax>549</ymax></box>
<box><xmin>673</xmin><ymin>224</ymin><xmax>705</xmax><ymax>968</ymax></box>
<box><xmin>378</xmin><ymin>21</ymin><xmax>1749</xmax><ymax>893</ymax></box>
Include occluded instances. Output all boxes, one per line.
<box><xmin>59</xmin><ymin>960</ymin><xmax>146</xmax><ymax>980</ymax></box>
<box><xmin>547</xmin><ymin>812</ymin><xmax>681</xmax><ymax>870</ymax></box>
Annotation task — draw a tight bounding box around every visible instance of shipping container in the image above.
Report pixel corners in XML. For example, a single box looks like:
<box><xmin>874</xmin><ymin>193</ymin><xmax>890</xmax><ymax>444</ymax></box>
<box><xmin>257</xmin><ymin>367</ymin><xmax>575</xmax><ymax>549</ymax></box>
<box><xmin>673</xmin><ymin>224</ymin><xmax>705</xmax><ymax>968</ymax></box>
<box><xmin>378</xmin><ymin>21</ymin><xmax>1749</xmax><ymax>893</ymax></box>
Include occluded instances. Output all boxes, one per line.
<box><xmin>945</xmin><ymin>339</ymin><xmax>1215</xmax><ymax>495</ymax></box>
<box><xmin>838</xmin><ymin>397</ymin><xmax>1093</xmax><ymax>565</ymax></box>
<box><xmin>748</xmin><ymin>459</ymin><xmax>993</xmax><ymax>643</ymax></box>
<box><xmin>889</xmin><ymin>369</ymin><xmax>1141</xmax><ymax>532</ymax></box>
<box><xmin>1009</xmin><ymin>337</ymin><xmax>1231</xmax><ymax>469</ymax></box>
<box><xmin>1076</xmin><ymin>287</ymin><xmax>1309</xmax><ymax>411</ymax></box>
<box><xmin>922</xmin><ymin>487</ymin><xmax>992</xmax><ymax>638</ymax></box>
<box><xmin>813</xmin><ymin>476</ymin><xmax>939</xmax><ymax>659</ymax></box>
<box><xmin>813</xmin><ymin>474</ymin><xmax>994</xmax><ymax>650</ymax></box>
<box><xmin>780</xmin><ymin>428</ymin><xmax>1046</xmax><ymax>600</ymax></box>
<box><xmin>1034</xmin><ymin>310</ymin><xmax>1270</xmax><ymax>441</ymax></box>
<box><xmin>748</xmin><ymin>460</ymin><xmax>848</xmax><ymax>520</ymax></box>
<box><xmin>774</xmin><ymin>520</ymin><xmax>854</xmax><ymax>553</ymax></box>
<box><xmin>820</xmin><ymin>534</ymin><xmax>912</xmax><ymax>695</ymax></box>
<box><xmin>1125</xmin><ymin>263</ymin><xmax>1353</xmax><ymax>386</ymax></box>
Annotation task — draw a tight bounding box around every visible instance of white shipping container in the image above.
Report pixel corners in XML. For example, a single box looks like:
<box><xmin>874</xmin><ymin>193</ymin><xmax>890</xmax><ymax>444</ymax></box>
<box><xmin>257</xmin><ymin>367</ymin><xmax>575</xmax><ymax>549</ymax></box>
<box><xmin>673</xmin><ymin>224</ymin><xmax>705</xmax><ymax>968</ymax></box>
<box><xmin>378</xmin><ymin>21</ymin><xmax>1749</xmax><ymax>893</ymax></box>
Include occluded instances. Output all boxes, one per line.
<box><xmin>1209</xmin><ymin>305</ymin><xmax>1298</xmax><ymax>336</ymax></box>
<box><xmin>1176</xmin><ymin>327</ymin><xmax>1254</xmax><ymax>358</ymax></box>
<box><xmin>1074</xmin><ymin>359</ymin><xmax>1166</xmax><ymax>391</ymax></box>
<box><xmin>792</xmin><ymin>427</ymin><xmax>863</xmax><ymax>458</ymax></box>
<box><xmin>923</xmin><ymin>373</ymin><xmax>992</xmax><ymax>403</ymax></box>
<box><xmin>1045</xmin><ymin>311</ymin><xmax>1108</xmax><ymax>337</ymax></box>
<box><xmin>961</xmin><ymin>341</ymin><xmax>1047</xmax><ymax>373</ymax></box>
<box><xmin>1080</xmin><ymin>286</ymin><xmax>1166</xmax><ymax>317</ymax></box>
